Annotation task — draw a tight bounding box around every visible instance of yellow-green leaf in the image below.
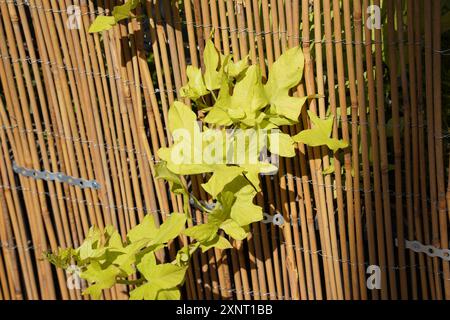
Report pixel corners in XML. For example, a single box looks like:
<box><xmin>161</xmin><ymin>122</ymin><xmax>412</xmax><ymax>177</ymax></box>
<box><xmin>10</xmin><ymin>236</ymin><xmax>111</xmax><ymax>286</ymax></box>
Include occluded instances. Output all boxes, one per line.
<box><xmin>81</xmin><ymin>262</ymin><xmax>120</xmax><ymax>300</ymax></box>
<box><xmin>231</xmin><ymin>197</ymin><xmax>263</xmax><ymax>227</ymax></box>
<box><xmin>204</xmin><ymin>80</ymin><xmax>233</xmax><ymax>126</ymax></box>
<box><xmin>225</xmin><ymin>55</ymin><xmax>249</xmax><ymax>78</ymax></box>
<box><xmin>157</xmin><ymin>288</ymin><xmax>181</xmax><ymax>300</ymax></box>
<box><xmin>220</xmin><ymin>219</ymin><xmax>248</xmax><ymax>240</ymax></box>
<box><xmin>268</xmin><ymin>131</ymin><xmax>296</xmax><ymax>157</ymax></box>
<box><xmin>292</xmin><ymin>111</ymin><xmax>348</xmax><ymax>152</ymax></box>
<box><xmin>201</xmin><ymin>166</ymin><xmax>244</xmax><ymax>197</ymax></box>
<box><xmin>154</xmin><ymin>162</ymin><xmax>187</xmax><ymax>196</ymax></box>
<box><xmin>183</xmin><ymin>223</ymin><xmax>218</xmax><ymax>243</ymax></box>
<box><xmin>264</xmin><ymin>46</ymin><xmax>307</xmax><ymax>122</ymax></box>
<box><xmin>112</xmin><ymin>0</ymin><xmax>140</xmax><ymax>22</ymax></box>
<box><xmin>322</xmin><ymin>164</ymin><xmax>335</xmax><ymax>175</ymax></box>
<box><xmin>77</xmin><ymin>226</ymin><xmax>103</xmax><ymax>261</ymax></box>
<box><xmin>200</xmin><ymin>235</ymin><xmax>233</xmax><ymax>252</ymax></box>
<box><xmin>222</xmin><ymin>176</ymin><xmax>264</xmax><ymax>226</ymax></box>
<box><xmin>127</xmin><ymin>215</ymin><xmax>158</xmax><ymax>243</ymax></box>
<box><xmin>152</xmin><ymin>213</ymin><xmax>186</xmax><ymax>245</ymax></box>
<box><xmin>230</xmin><ymin>65</ymin><xmax>268</xmax><ymax>125</ymax></box>
<box><xmin>203</xmin><ymin>40</ymin><xmax>221</xmax><ymax>91</ymax></box>
<box><xmin>129</xmin><ymin>283</ymin><xmax>158</xmax><ymax>300</ymax></box>
<box><xmin>136</xmin><ymin>251</ymin><xmax>157</xmax><ymax>280</ymax></box>
<box><xmin>168</xmin><ymin>101</ymin><xmax>198</xmax><ymax>136</ymax></box>
<box><xmin>147</xmin><ymin>263</ymin><xmax>187</xmax><ymax>289</ymax></box>
<box><xmin>44</xmin><ymin>247</ymin><xmax>76</xmax><ymax>269</ymax></box>
<box><xmin>113</xmin><ymin>239</ymin><xmax>150</xmax><ymax>276</ymax></box>
<box><xmin>180</xmin><ymin>66</ymin><xmax>209</xmax><ymax>100</ymax></box>
<box><xmin>88</xmin><ymin>16</ymin><xmax>116</xmax><ymax>33</ymax></box>
<box><xmin>175</xmin><ymin>243</ymin><xmax>200</xmax><ymax>267</ymax></box>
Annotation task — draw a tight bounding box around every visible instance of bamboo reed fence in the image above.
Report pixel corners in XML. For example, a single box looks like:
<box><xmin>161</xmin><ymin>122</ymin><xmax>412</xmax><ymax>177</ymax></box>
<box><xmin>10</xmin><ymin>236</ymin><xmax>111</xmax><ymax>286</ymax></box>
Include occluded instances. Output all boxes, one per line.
<box><xmin>0</xmin><ymin>0</ymin><xmax>448</xmax><ymax>300</ymax></box>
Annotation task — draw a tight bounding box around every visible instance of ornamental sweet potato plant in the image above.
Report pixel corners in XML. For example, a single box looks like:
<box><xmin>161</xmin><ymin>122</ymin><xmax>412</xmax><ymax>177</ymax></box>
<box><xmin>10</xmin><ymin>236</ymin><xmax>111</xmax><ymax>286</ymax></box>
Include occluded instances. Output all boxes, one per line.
<box><xmin>46</xmin><ymin>1</ymin><xmax>348</xmax><ymax>300</ymax></box>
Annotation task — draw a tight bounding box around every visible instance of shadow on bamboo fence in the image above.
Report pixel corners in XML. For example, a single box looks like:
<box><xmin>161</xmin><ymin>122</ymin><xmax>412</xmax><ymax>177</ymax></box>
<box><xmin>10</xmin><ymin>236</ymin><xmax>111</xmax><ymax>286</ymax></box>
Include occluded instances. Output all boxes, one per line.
<box><xmin>0</xmin><ymin>0</ymin><xmax>448</xmax><ymax>300</ymax></box>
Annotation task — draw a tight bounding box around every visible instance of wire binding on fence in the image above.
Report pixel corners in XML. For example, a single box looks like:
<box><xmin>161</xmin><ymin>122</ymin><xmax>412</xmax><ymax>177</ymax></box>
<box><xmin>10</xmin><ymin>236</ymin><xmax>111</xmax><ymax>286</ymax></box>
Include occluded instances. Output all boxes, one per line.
<box><xmin>0</xmin><ymin>54</ymin><xmax>175</xmax><ymax>95</ymax></box>
<box><xmin>197</xmin><ymin>265</ymin><xmax>450</xmax><ymax>300</ymax></box>
<box><xmin>0</xmin><ymin>124</ymin><xmax>160</xmax><ymax>162</ymax></box>
<box><xmin>0</xmin><ymin>0</ymin><xmax>102</xmax><ymax>15</ymax></box>
<box><xmin>1</xmin><ymin>1</ymin><xmax>450</xmax><ymax>55</ymax></box>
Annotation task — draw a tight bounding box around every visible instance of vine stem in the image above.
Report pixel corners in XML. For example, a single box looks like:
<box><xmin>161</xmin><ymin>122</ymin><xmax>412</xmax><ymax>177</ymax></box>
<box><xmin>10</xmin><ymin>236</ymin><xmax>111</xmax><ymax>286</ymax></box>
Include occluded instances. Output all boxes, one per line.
<box><xmin>190</xmin><ymin>194</ymin><xmax>214</xmax><ymax>213</ymax></box>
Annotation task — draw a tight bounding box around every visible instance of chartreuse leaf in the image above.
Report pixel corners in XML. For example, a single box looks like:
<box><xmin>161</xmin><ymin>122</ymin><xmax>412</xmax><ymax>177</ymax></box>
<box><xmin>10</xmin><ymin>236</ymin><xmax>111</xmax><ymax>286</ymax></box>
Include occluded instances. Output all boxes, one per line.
<box><xmin>229</xmin><ymin>65</ymin><xmax>268</xmax><ymax>127</ymax></box>
<box><xmin>225</xmin><ymin>55</ymin><xmax>249</xmax><ymax>78</ymax></box>
<box><xmin>204</xmin><ymin>79</ymin><xmax>233</xmax><ymax>126</ymax></box>
<box><xmin>135</xmin><ymin>253</ymin><xmax>186</xmax><ymax>300</ymax></box>
<box><xmin>89</xmin><ymin>0</ymin><xmax>140</xmax><ymax>34</ymax></box>
<box><xmin>147</xmin><ymin>264</ymin><xmax>187</xmax><ymax>289</ymax></box>
<box><xmin>239</xmin><ymin>161</ymin><xmax>279</xmax><ymax>193</ymax></box>
<box><xmin>130</xmin><ymin>256</ymin><xmax>187</xmax><ymax>300</ymax></box>
<box><xmin>113</xmin><ymin>239</ymin><xmax>150</xmax><ymax>276</ymax></box>
<box><xmin>152</xmin><ymin>213</ymin><xmax>186</xmax><ymax>245</ymax></box>
<box><xmin>44</xmin><ymin>247</ymin><xmax>76</xmax><ymax>269</ymax></box>
<box><xmin>187</xmin><ymin>171</ymin><xmax>264</xmax><ymax>244</ymax></box>
<box><xmin>204</xmin><ymin>40</ymin><xmax>222</xmax><ymax>91</ymax></box>
<box><xmin>154</xmin><ymin>162</ymin><xmax>187</xmax><ymax>196</ymax></box>
<box><xmin>167</xmin><ymin>101</ymin><xmax>198</xmax><ymax>136</ymax></box>
<box><xmin>183</xmin><ymin>194</ymin><xmax>240</xmax><ymax>248</ymax></box>
<box><xmin>292</xmin><ymin>111</ymin><xmax>348</xmax><ymax>152</ymax></box>
<box><xmin>158</xmin><ymin>102</ymin><xmax>214</xmax><ymax>175</ymax></box>
<box><xmin>326</xmin><ymin>138</ymin><xmax>349</xmax><ymax>152</ymax></box>
<box><xmin>81</xmin><ymin>261</ymin><xmax>121</xmax><ymax>300</ymax></box>
<box><xmin>129</xmin><ymin>278</ymin><xmax>183</xmax><ymax>300</ymax></box>
<box><xmin>268</xmin><ymin>130</ymin><xmax>296</xmax><ymax>157</ymax></box>
<box><xmin>104</xmin><ymin>226</ymin><xmax>124</xmax><ymax>250</ymax></box>
<box><xmin>242</xmin><ymin>168</ymin><xmax>261</xmax><ymax>192</ymax></box>
<box><xmin>267</xmin><ymin>46</ymin><xmax>304</xmax><ymax>89</ymax></box>
<box><xmin>157</xmin><ymin>288</ymin><xmax>181</xmax><ymax>300</ymax></box>
<box><xmin>217</xmin><ymin>191</ymin><xmax>235</xmax><ymax>212</ymax></box>
<box><xmin>180</xmin><ymin>66</ymin><xmax>209</xmax><ymax>100</ymax></box>
<box><xmin>88</xmin><ymin>16</ymin><xmax>116</xmax><ymax>33</ymax></box>
<box><xmin>264</xmin><ymin>46</ymin><xmax>307</xmax><ymax>122</ymax></box>
<box><xmin>176</xmin><ymin>243</ymin><xmax>200</xmax><ymax>267</ymax></box>
<box><xmin>199</xmin><ymin>235</ymin><xmax>233</xmax><ymax>252</ymax></box>
<box><xmin>201</xmin><ymin>128</ymin><xmax>229</xmax><ymax>165</ymax></box>
<box><xmin>112</xmin><ymin>0</ymin><xmax>140</xmax><ymax>22</ymax></box>
<box><xmin>136</xmin><ymin>251</ymin><xmax>157</xmax><ymax>280</ymax></box>
<box><xmin>129</xmin><ymin>284</ymin><xmax>159</xmax><ymax>300</ymax></box>
<box><xmin>224</xmin><ymin>128</ymin><xmax>271</xmax><ymax>168</ymax></box>
<box><xmin>77</xmin><ymin>226</ymin><xmax>104</xmax><ymax>261</ymax></box>
<box><xmin>115</xmin><ymin>213</ymin><xmax>185</xmax><ymax>275</ymax></box>
<box><xmin>201</xmin><ymin>165</ymin><xmax>244</xmax><ymax>197</ymax></box>
<box><xmin>183</xmin><ymin>223</ymin><xmax>218</xmax><ymax>243</ymax></box>
<box><xmin>208</xmin><ymin>192</ymin><xmax>234</xmax><ymax>225</ymax></box>
<box><xmin>127</xmin><ymin>214</ymin><xmax>158</xmax><ymax>243</ymax></box>
<box><xmin>220</xmin><ymin>219</ymin><xmax>248</xmax><ymax>240</ymax></box>
<box><xmin>231</xmin><ymin>197</ymin><xmax>263</xmax><ymax>227</ymax></box>
<box><xmin>223</xmin><ymin>175</ymin><xmax>263</xmax><ymax>226</ymax></box>
<box><xmin>204</xmin><ymin>105</ymin><xmax>233</xmax><ymax>126</ymax></box>
<box><xmin>158</xmin><ymin>147</ymin><xmax>214</xmax><ymax>175</ymax></box>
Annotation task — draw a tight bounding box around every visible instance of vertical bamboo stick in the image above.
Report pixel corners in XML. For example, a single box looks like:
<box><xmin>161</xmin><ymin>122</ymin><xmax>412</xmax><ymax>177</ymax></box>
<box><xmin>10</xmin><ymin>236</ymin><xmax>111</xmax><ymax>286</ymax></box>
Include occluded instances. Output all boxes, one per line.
<box><xmin>406</xmin><ymin>0</ymin><xmax>429</xmax><ymax>300</ymax></box>
<box><xmin>424</xmin><ymin>0</ymin><xmax>443</xmax><ymax>300</ymax></box>
<box><xmin>432</xmin><ymin>0</ymin><xmax>450</xmax><ymax>299</ymax></box>
<box><xmin>343</xmin><ymin>0</ymin><xmax>368</xmax><ymax>299</ymax></box>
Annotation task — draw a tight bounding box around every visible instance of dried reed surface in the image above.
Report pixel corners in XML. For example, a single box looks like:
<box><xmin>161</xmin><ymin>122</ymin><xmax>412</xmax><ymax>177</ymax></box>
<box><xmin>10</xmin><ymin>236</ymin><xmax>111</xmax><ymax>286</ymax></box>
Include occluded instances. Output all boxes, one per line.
<box><xmin>0</xmin><ymin>0</ymin><xmax>448</xmax><ymax>300</ymax></box>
